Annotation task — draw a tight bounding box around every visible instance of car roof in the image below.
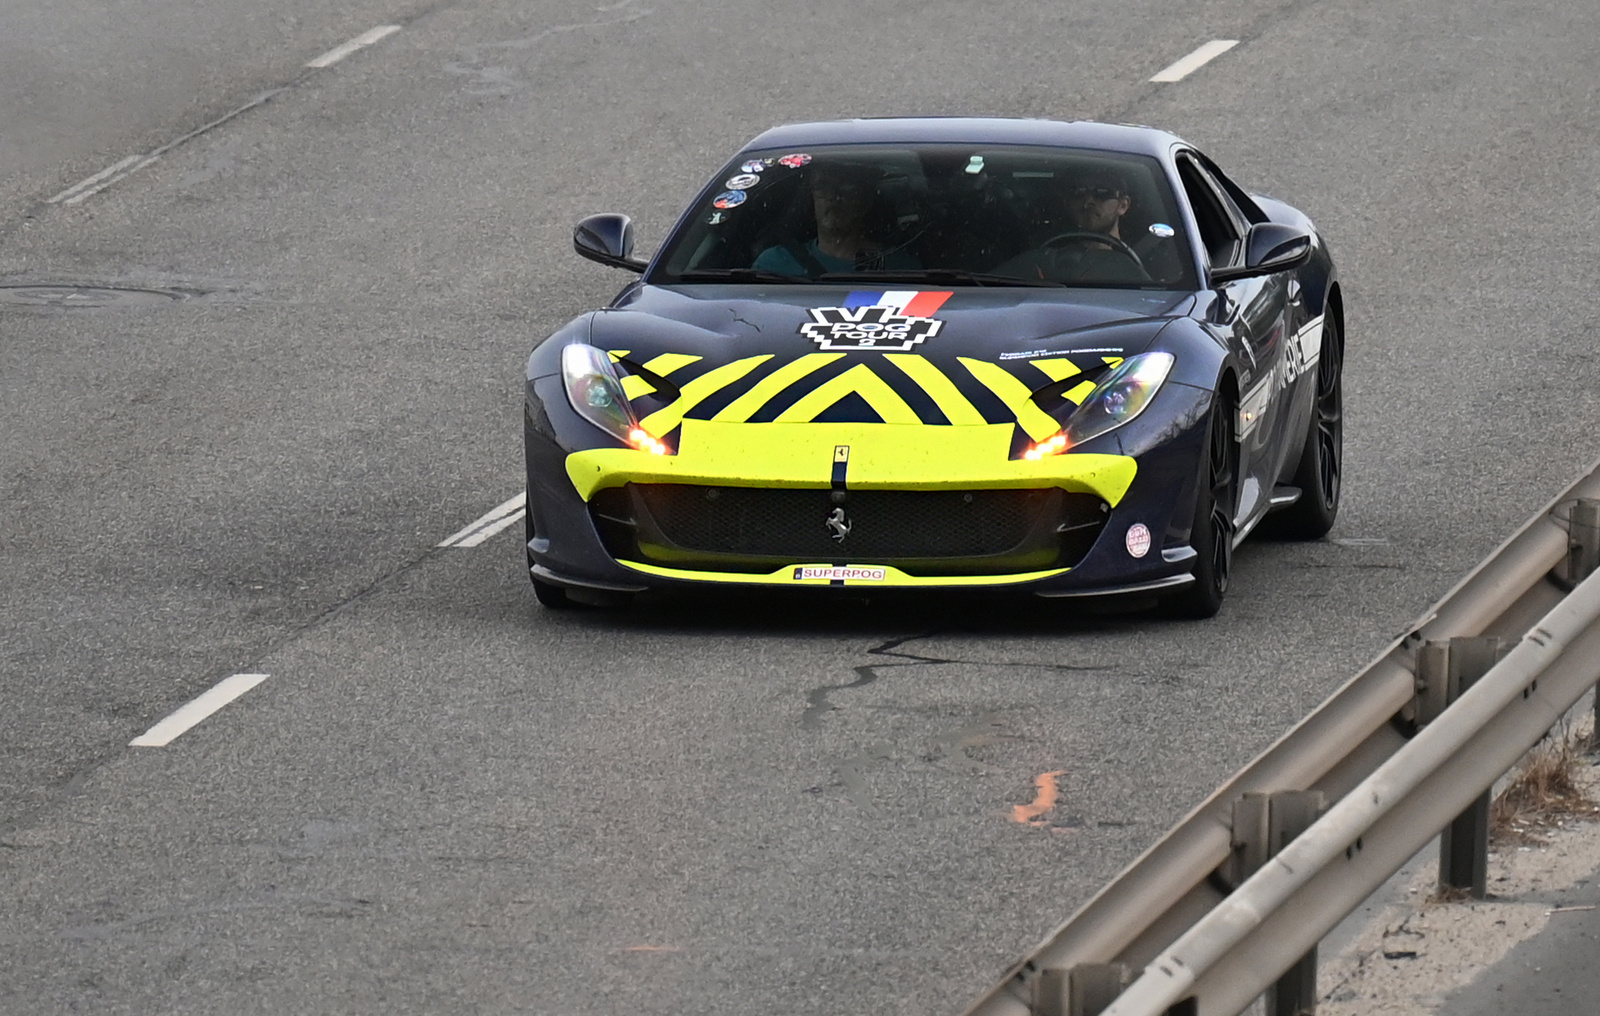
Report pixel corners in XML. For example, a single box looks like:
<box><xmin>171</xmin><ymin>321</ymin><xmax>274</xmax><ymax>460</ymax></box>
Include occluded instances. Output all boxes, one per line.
<box><xmin>740</xmin><ymin>117</ymin><xmax>1188</xmax><ymax>157</ymax></box>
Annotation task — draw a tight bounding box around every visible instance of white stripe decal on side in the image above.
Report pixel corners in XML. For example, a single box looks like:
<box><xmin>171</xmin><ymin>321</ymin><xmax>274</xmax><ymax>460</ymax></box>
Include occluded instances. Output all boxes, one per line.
<box><xmin>1238</xmin><ymin>374</ymin><xmax>1273</xmax><ymax>440</ymax></box>
<box><xmin>1296</xmin><ymin>315</ymin><xmax>1326</xmax><ymax>371</ymax></box>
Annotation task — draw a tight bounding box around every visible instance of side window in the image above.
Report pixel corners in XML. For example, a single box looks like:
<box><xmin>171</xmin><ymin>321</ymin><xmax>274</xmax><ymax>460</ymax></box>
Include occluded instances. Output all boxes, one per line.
<box><xmin>1196</xmin><ymin>154</ymin><xmax>1268</xmax><ymax>225</ymax></box>
<box><xmin>1176</xmin><ymin>156</ymin><xmax>1241</xmax><ymax>270</ymax></box>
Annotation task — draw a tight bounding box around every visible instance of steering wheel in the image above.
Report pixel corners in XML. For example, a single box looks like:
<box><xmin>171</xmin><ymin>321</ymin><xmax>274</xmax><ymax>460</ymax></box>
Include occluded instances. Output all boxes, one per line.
<box><xmin>1041</xmin><ymin>230</ymin><xmax>1147</xmax><ymax>276</ymax></box>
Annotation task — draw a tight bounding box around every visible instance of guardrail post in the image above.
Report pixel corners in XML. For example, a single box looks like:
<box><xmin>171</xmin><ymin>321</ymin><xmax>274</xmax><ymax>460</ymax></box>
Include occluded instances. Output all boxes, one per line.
<box><xmin>1032</xmin><ymin>963</ymin><xmax>1133</xmax><ymax>1016</ymax></box>
<box><xmin>1422</xmin><ymin>637</ymin><xmax>1508</xmax><ymax>897</ymax></box>
<box><xmin>1569</xmin><ymin>499</ymin><xmax>1600</xmax><ymax>743</ymax></box>
<box><xmin>1568</xmin><ymin>499</ymin><xmax>1600</xmax><ymax>585</ymax></box>
<box><xmin>1266</xmin><ymin>792</ymin><xmax>1323</xmax><ymax>1016</ymax></box>
<box><xmin>1229</xmin><ymin>790</ymin><xmax>1325</xmax><ymax>1015</ymax></box>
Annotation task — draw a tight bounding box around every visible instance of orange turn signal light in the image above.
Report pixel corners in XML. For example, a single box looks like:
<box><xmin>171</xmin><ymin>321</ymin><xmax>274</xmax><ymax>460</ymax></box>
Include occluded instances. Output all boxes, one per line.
<box><xmin>628</xmin><ymin>428</ymin><xmax>669</xmax><ymax>455</ymax></box>
<box><xmin>1022</xmin><ymin>433</ymin><xmax>1071</xmax><ymax>460</ymax></box>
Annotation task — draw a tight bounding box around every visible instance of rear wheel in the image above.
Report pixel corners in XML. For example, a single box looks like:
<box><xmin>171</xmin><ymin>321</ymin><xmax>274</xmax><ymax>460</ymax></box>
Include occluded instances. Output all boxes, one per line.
<box><xmin>1164</xmin><ymin>395</ymin><xmax>1237</xmax><ymax>619</ymax></box>
<box><xmin>1273</xmin><ymin>314</ymin><xmax>1343</xmax><ymax>539</ymax></box>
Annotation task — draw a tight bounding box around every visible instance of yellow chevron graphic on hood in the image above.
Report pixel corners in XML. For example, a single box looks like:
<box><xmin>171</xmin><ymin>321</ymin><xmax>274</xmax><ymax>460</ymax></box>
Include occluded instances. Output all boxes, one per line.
<box><xmin>621</xmin><ymin>353</ymin><xmax>1106</xmax><ymax>437</ymax></box>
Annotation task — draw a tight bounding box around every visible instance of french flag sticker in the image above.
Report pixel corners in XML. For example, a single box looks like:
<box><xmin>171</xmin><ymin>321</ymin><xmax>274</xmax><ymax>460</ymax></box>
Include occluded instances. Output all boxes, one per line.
<box><xmin>843</xmin><ymin>290</ymin><xmax>953</xmax><ymax>317</ymax></box>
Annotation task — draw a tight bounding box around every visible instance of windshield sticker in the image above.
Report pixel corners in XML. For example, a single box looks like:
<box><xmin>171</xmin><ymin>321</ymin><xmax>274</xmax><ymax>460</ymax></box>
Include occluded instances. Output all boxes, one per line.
<box><xmin>724</xmin><ymin>173</ymin><xmax>762</xmax><ymax>190</ymax></box>
<box><xmin>707</xmin><ymin>212</ymin><xmax>728</xmax><ymax>225</ymax></box>
<box><xmin>1148</xmin><ymin>222</ymin><xmax>1175</xmax><ymax>238</ymax></box>
<box><xmin>711</xmin><ymin>190</ymin><xmax>747</xmax><ymax>209</ymax></box>
<box><xmin>799</xmin><ymin>290</ymin><xmax>953</xmax><ymax>352</ymax></box>
<box><xmin>792</xmin><ymin>565</ymin><xmax>886</xmax><ymax>582</ymax></box>
<box><xmin>778</xmin><ymin>153</ymin><xmax>812</xmax><ymax>168</ymax></box>
<box><xmin>740</xmin><ymin>160</ymin><xmax>769</xmax><ymax>174</ymax></box>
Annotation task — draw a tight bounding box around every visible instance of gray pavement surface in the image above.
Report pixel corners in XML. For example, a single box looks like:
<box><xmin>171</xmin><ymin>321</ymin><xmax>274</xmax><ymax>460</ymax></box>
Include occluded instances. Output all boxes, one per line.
<box><xmin>1450</xmin><ymin>856</ymin><xmax>1600</xmax><ymax>1016</ymax></box>
<box><xmin>2</xmin><ymin>0</ymin><xmax>1599</xmax><ymax>1013</ymax></box>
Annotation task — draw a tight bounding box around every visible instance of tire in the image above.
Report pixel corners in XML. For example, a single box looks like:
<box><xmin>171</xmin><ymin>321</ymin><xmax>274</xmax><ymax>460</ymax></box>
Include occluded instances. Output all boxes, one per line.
<box><xmin>1163</xmin><ymin>394</ymin><xmax>1237</xmax><ymax>620</ymax></box>
<box><xmin>1273</xmin><ymin>313</ymin><xmax>1343</xmax><ymax>539</ymax></box>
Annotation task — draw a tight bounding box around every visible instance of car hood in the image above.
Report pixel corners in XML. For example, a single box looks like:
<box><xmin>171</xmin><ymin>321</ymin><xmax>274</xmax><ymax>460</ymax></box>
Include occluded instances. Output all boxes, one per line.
<box><xmin>535</xmin><ymin>283</ymin><xmax>1196</xmax><ymax>448</ymax></box>
<box><xmin>584</xmin><ymin>283</ymin><xmax>1193</xmax><ymax>366</ymax></box>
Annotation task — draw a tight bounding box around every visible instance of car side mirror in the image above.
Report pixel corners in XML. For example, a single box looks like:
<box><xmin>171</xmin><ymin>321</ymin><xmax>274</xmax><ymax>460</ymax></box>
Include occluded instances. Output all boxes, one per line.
<box><xmin>1212</xmin><ymin>223</ymin><xmax>1313</xmax><ymax>284</ymax></box>
<box><xmin>573</xmin><ymin>213</ymin><xmax>647</xmax><ymax>272</ymax></box>
<box><xmin>1244</xmin><ymin>222</ymin><xmax>1312</xmax><ymax>272</ymax></box>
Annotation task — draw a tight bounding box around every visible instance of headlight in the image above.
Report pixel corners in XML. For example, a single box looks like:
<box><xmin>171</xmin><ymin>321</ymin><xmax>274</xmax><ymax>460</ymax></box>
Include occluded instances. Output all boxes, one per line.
<box><xmin>560</xmin><ymin>343</ymin><xmax>669</xmax><ymax>455</ymax></box>
<box><xmin>1023</xmin><ymin>352</ymin><xmax>1175</xmax><ymax>459</ymax></box>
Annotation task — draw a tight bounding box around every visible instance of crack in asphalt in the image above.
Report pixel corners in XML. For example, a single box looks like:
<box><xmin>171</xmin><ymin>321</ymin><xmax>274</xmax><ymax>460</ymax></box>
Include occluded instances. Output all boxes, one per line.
<box><xmin>444</xmin><ymin>2</ymin><xmax>655</xmax><ymax>94</ymax></box>
<box><xmin>807</xmin><ymin>634</ymin><xmax>1119</xmax><ymax>810</ymax></box>
<box><xmin>801</xmin><ymin>632</ymin><xmax>1113</xmax><ymax>729</ymax></box>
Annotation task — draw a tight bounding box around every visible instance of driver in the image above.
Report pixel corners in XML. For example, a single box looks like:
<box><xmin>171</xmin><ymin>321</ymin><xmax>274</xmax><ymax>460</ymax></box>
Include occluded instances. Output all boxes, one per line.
<box><xmin>993</xmin><ymin>164</ymin><xmax>1148</xmax><ymax>283</ymax></box>
<box><xmin>753</xmin><ymin>162</ymin><xmax>918</xmax><ymax>276</ymax></box>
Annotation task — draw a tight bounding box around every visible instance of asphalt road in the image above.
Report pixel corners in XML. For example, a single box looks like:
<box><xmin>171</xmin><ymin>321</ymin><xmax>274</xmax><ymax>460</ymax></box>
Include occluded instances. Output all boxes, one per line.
<box><xmin>2</xmin><ymin>0</ymin><xmax>1598</xmax><ymax>1013</ymax></box>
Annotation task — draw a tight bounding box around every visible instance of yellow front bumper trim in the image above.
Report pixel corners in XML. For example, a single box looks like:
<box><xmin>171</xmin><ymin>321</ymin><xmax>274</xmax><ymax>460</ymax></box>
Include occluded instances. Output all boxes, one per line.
<box><xmin>617</xmin><ymin>560</ymin><xmax>1072</xmax><ymax>587</ymax></box>
<box><xmin>565</xmin><ymin>420</ymin><xmax>1137</xmax><ymax>502</ymax></box>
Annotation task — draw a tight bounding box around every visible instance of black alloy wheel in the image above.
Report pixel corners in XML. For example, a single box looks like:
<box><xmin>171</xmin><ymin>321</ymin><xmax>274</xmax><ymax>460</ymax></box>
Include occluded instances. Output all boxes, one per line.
<box><xmin>1164</xmin><ymin>395</ymin><xmax>1237</xmax><ymax>619</ymax></box>
<box><xmin>1273</xmin><ymin>313</ymin><xmax>1343</xmax><ymax>539</ymax></box>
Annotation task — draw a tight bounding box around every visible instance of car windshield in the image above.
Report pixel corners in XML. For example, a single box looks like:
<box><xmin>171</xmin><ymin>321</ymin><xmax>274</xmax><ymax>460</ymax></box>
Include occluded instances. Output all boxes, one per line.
<box><xmin>653</xmin><ymin>144</ymin><xmax>1196</xmax><ymax>290</ymax></box>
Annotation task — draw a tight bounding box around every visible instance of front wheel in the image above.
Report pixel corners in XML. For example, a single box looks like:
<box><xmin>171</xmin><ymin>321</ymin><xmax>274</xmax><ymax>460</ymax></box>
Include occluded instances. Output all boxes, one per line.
<box><xmin>1163</xmin><ymin>395</ymin><xmax>1237</xmax><ymax>619</ymax></box>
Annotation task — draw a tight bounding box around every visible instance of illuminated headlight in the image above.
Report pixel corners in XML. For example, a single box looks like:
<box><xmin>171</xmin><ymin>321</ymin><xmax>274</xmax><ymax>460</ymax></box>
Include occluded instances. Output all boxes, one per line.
<box><xmin>560</xmin><ymin>343</ymin><xmax>669</xmax><ymax>455</ymax></box>
<box><xmin>1023</xmin><ymin>352</ymin><xmax>1175</xmax><ymax>459</ymax></box>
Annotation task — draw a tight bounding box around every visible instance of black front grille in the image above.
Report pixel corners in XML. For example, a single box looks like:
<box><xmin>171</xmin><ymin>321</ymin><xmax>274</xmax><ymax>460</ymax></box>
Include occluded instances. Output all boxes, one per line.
<box><xmin>589</xmin><ymin>484</ymin><xmax>1108</xmax><ymax>576</ymax></box>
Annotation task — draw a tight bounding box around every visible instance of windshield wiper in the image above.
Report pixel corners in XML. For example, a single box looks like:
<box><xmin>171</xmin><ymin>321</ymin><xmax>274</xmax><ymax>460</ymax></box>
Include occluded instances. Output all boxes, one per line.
<box><xmin>816</xmin><ymin>268</ymin><xmax>1066</xmax><ymax>288</ymax></box>
<box><xmin>674</xmin><ymin>268</ymin><xmax>814</xmax><ymax>283</ymax></box>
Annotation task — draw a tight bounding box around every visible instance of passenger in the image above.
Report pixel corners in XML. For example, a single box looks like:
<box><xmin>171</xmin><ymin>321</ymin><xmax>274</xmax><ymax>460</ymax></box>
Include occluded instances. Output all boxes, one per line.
<box><xmin>753</xmin><ymin>162</ymin><xmax>918</xmax><ymax>276</ymax></box>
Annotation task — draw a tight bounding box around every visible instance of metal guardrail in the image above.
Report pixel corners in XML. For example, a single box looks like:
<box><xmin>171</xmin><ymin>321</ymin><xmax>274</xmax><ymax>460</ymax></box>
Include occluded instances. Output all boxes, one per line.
<box><xmin>960</xmin><ymin>458</ymin><xmax>1600</xmax><ymax>1016</ymax></box>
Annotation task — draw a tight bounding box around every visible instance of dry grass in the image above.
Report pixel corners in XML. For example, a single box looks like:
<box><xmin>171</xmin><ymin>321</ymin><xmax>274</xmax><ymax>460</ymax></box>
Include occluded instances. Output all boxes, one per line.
<box><xmin>1489</xmin><ymin>728</ymin><xmax>1600</xmax><ymax>847</ymax></box>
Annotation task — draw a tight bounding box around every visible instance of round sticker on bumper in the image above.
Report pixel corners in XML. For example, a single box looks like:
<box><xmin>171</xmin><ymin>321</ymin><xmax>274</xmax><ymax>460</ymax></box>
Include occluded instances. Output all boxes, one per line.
<box><xmin>1125</xmin><ymin>523</ymin><xmax>1152</xmax><ymax>558</ymax></box>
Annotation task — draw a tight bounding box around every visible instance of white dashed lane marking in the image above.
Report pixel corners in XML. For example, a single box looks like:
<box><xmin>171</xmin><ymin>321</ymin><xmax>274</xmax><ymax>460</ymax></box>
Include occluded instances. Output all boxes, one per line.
<box><xmin>306</xmin><ymin>25</ymin><xmax>402</xmax><ymax>69</ymax></box>
<box><xmin>439</xmin><ymin>492</ymin><xmax>526</xmax><ymax>548</ymax></box>
<box><xmin>129</xmin><ymin>674</ymin><xmax>269</xmax><ymax>748</ymax></box>
<box><xmin>46</xmin><ymin>25</ymin><xmax>401</xmax><ymax>206</ymax></box>
<box><xmin>1150</xmin><ymin>39</ymin><xmax>1239</xmax><ymax>82</ymax></box>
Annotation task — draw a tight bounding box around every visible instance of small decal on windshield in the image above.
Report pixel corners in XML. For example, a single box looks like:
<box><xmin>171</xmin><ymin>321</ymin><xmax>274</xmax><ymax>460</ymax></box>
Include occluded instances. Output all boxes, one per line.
<box><xmin>1149</xmin><ymin>222</ymin><xmax>1175</xmax><ymax>238</ymax></box>
<box><xmin>740</xmin><ymin>160</ymin><xmax>769</xmax><ymax>174</ymax></box>
<box><xmin>711</xmin><ymin>190</ymin><xmax>747</xmax><ymax>209</ymax></box>
<box><xmin>708</xmin><ymin>212</ymin><xmax>728</xmax><ymax>225</ymax></box>
<box><xmin>778</xmin><ymin>153</ymin><xmax>812</xmax><ymax>168</ymax></box>
<box><xmin>724</xmin><ymin>174</ymin><xmax>762</xmax><ymax>190</ymax></box>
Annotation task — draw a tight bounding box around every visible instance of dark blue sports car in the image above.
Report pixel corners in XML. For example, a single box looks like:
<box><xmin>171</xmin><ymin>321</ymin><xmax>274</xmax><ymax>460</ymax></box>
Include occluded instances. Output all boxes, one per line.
<box><xmin>523</xmin><ymin>117</ymin><xmax>1342</xmax><ymax>617</ymax></box>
